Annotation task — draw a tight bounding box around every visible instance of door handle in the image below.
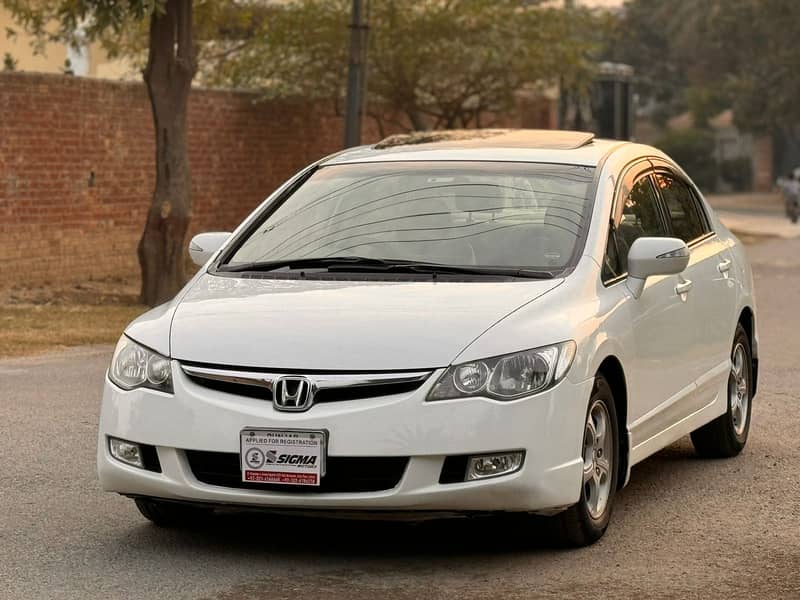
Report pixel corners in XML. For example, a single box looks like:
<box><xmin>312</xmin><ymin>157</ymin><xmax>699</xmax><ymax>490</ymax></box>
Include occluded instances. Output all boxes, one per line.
<box><xmin>675</xmin><ymin>279</ymin><xmax>693</xmax><ymax>295</ymax></box>
<box><xmin>718</xmin><ymin>259</ymin><xmax>732</xmax><ymax>274</ymax></box>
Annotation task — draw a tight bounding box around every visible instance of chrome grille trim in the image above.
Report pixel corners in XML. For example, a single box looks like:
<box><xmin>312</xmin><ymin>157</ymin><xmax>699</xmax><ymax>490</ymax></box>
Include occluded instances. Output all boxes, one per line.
<box><xmin>180</xmin><ymin>365</ymin><xmax>432</xmax><ymax>392</ymax></box>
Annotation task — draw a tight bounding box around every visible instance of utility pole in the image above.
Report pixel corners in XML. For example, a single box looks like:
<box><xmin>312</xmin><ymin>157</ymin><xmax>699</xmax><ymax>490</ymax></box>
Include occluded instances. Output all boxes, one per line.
<box><xmin>558</xmin><ymin>0</ymin><xmax>576</xmax><ymax>128</ymax></box>
<box><xmin>344</xmin><ymin>0</ymin><xmax>368</xmax><ymax>148</ymax></box>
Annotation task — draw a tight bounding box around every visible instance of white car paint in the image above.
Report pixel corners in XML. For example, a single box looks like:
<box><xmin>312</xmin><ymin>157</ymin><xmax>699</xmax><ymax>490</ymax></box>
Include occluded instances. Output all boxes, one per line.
<box><xmin>168</xmin><ymin>275</ymin><xmax>563</xmax><ymax>370</ymax></box>
<box><xmin>98</xmin><ymin>132</ymin><xmax>758</xmax><ymax>517</ymax></box>
<box><xmin>98</xmin><ymin>369</ymin><xmax>593</xmax><ymax>512</ymax></box>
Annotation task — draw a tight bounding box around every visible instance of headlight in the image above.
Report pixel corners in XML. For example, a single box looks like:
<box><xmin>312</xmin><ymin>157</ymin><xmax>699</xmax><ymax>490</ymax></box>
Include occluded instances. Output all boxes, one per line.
<box><xmin>108</xmin><ymin>336</ymin><xmax>173</xmax><ymax>393</ymax></box>
<box><xmin>427</xmin><ymin>341</ymin><xmax>576</xmax><ymax>401</ymax></box>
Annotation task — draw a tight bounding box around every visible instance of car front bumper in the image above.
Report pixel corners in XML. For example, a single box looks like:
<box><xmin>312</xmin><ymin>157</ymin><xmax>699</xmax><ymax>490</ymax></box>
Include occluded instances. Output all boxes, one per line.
<box><xmin>97</xmin><ymin>363</ymin><xmax>592</xmax><ymax>514</ymax></box>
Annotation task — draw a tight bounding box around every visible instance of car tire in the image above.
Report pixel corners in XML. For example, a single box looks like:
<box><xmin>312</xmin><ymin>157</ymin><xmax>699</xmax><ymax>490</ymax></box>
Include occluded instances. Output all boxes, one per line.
<box><xmin>690</xmin><ymin>324</ymin><xmax>753</xmax><ymax>458</ymax></box>
<box><xmin>134</xmin><ymin>498</ymin><xmax>212</xmax><ymax>527</ymax></box>
<box><xmin>550</xmin><ymin>374</ymin><xmax>619</xmax><ymax>547</ymax></box>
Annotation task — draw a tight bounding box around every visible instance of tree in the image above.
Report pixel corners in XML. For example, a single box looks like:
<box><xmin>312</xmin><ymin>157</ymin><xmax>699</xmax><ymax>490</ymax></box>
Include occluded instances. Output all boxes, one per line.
<box><xmin>2</xmin><ymin>52</ymin><xmax>17</xmax><ymax>71</ymax></box>
<box><xmin>686</xmin><ymin>85</ymin><xmax>729</xmax><ymax>130</ymax></box>
<box><xmin>656</xmin><ymin>128</ymin><xmax>718</xmax><ymax>191</ymax></box>
<box><xmin>696</xmin><ymin>0</ymin><xmax>800</xmax><ymax>134</ymax></box>
<box><xmin>201</xmin><ymin>0</ymin><xmax>604</xmax><ymax>132</ymax></box>
<box><xmin>608</xmin><ymin>0</ymin><xmax>800</xmax><ymax>135</ymax></box>
<box><xmin>3</xmin><ymin>0</ymin><xmax>198</xmax><ymax>306</ymax></box>
<box><xmin>139</xmin><ymin>0</ymin><xmax>197</xmax><ymax>306</ymax></box>
<box><xmin>602</xmin><ymin>0</ymin><xmax>695</xmax><ymax>122</ymax></box>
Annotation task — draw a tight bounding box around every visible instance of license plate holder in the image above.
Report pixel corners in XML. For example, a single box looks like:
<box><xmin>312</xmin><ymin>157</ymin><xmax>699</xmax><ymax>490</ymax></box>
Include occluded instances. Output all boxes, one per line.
<box><xmin>239</xmin><ymin>428</ymin><xmax>327</xmax><ymax>486</ymax></box>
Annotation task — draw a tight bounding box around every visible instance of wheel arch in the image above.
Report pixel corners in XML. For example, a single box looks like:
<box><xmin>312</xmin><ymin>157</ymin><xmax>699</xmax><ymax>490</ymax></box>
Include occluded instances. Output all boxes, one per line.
<box><xmin>737</xmin><ymin>306</ymin><xmax>758</xmax><ymax>395</ymax></box>
<box><xmin>596</xmin><ymin>355</ymin><xmax>629</xmax><ymax>490</ymax></box>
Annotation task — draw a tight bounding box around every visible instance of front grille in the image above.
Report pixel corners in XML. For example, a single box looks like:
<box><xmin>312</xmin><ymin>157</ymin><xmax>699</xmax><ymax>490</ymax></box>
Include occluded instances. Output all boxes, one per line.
<box><xmin>184</xmin><ymin>375</ymin><xmax>272</xmax><ymax>401</ymax></box>
<box><xmin>182</xmin><ymin>376</ymin><xmax>425</xmax><ymax>404</ymax></box>
<box><xmin>185</xmin><ymin>450</ymin><xmax>408</xmax><ymax>493</ymax></box>
<box><xmin>181</xmin><ymin>364</ymin><xmax>431</xmax><ymax>406</ymax></box>
<box><xmin>315</xmin><ymin>381</ymin><xmax>424</xmax><ymax>402</ymax></box>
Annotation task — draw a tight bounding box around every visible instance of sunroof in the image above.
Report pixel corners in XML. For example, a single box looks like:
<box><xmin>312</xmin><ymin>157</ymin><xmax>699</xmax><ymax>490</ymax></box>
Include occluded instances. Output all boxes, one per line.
<box><xmin>373</xmin><ymin>129</ymin><xmax>595</xmax><ymax>151</ymax></box>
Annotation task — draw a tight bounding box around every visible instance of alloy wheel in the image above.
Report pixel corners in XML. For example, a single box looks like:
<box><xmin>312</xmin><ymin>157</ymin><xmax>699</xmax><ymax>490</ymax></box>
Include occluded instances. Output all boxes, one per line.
<box><xmin>730</xmin><ymin>342</ymin><xmax>749</xmax><ymax>437</ymax></box>
<box><xmin>582</xmin><ymin>399</ymin><xmax>613</xmax><ymax>519</ymax></box>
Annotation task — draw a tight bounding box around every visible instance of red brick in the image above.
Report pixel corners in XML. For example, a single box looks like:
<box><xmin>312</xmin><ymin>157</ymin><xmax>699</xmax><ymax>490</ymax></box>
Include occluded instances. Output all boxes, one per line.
<box><xmin>0</xmin><ymin>71</ymin><xmax>395</xmax><ymax>289</ymax></box>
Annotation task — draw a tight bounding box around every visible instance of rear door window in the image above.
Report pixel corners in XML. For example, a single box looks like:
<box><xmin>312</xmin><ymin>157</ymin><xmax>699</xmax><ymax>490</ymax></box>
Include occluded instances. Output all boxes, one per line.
<box><xmin>654</xmin><ymin>173</ymin><xmax>708</xmax><ymax>243</ymax></box>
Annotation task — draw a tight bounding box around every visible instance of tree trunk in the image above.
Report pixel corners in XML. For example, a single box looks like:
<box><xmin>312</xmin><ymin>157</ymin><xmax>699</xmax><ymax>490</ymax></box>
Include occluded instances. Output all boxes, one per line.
<box><xmin>138</xmin><ymin>0</ymin><xmax>197</xmax><ymax>306</ymax></box>
<box><xmin>406</xmin><ymin>107</ymin><xmax>427</xmax><ymax>131</ymax></box>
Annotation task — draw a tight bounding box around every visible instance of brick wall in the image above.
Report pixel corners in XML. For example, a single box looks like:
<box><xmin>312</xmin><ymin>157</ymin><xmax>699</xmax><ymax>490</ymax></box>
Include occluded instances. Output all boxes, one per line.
<box><xmin>0</xmin><ymin>72</ymin><xmax>553</xmax><ymax>292</ymax></box>
<box><xmin>0</xmin><ymin>72</ymin><xmax>387</xmax><ymax>291</ymax></box>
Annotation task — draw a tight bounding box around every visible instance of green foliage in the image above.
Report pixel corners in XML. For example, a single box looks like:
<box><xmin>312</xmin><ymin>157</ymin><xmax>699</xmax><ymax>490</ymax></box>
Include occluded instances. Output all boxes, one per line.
<box><xmin>200</xmin><ymin>0</ymin><xmax>606</xmax><ymax>131</ymax></box>
<box><xmin>603</xmin><ymin>0</ymin><xmax>693</xmax><ymax>113</ymax></box>
<box><xmin>2</xmin><ymin>52</ymin><xmax>17</xmax><ymax>71</ymax></box>
<box><xmin>95</xmin><ymin>1</ymin><xmax>245</xmax><ymax>71</ymax></box>
<box><xmin>200</xmin><ymin>0</ymin><xmax>347</xmax><ymax>97</ymax></box>
<box><xmin>4</xmin><ymin>0</ymin><xmax>607</xmax><ymax>133</ymax></box>
<box><xmin>656</xmin><ymin>128</ymin><xmax>718</xmax><ymax>191</ymax></box>
<box><xmin>1</xmin><ymin>0</ymin><xmax>159</xmax><ymax>46</ymax></box>
<box><xmin>719</xmin><ymin>157</ymin><xmax>752</xmax><ymax>192</ymax></box>
<box><xmin>613</xmin><ymin>0</ymin><xmax>800</xmax><ymax>135</ymax></box>
<box><xmin>686</xmin><ymin>86</ymin><xmax>729</xmax><ymax>129</ymax></box>
<box><xmin>700</xmin><ymin>0</ymin><xmax>800</xmax><ymax>133</ymax></box>
<box><xmin>1</xmin><ymin>0</ymin><xmax>219</xmax><ymax>70</ymax></box>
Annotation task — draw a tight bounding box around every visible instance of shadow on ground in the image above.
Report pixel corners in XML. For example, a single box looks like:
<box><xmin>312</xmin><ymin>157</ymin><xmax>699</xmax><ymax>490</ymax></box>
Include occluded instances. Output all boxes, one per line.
<box><xmin>92</xmin><ymin>436</ymin><xmax>795</xmax><ymax>599</ymax></box>
<box><xmin>119</xmin><ymin>438</ymin><xmax>724</xmax><ymax>561</ymax></box>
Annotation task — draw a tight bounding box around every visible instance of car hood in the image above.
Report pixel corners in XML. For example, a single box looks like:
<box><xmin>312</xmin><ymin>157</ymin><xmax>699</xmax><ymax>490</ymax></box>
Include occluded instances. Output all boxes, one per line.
<box><xmin>167</xmin><ymin>274</ymin><xmax>563</xmax><ymax>371</ymax></box>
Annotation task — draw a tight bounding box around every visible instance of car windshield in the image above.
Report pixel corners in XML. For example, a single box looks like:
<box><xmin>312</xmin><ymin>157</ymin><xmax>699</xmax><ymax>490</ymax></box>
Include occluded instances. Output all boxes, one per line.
<box><xmin>224</xmin><ymin>161</ymin><xmax>596</xmax><ymax>271</ymax></box>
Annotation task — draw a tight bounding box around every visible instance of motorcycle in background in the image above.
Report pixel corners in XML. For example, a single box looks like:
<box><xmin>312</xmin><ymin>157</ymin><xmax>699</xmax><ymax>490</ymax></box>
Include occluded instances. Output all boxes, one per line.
<box><xmin>777</xmin><ymin>173</ymin><xmax>800</xmax><ymax>223</ymax></box>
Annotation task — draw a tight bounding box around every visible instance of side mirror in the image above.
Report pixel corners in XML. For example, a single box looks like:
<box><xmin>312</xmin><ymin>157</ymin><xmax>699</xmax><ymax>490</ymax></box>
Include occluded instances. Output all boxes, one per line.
<box><xmin>188</xmin><ymin>232</ymin><xmax>231</xmax><ymax>266</ymax></box>
<box><xmin>626</xmin><ymin>237</ymin><xmax>689</xmax><ymax>299</ymax></box>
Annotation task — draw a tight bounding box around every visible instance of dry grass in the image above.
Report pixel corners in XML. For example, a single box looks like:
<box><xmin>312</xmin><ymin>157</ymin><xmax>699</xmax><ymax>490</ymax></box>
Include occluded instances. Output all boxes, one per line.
<box><xmin>0</xmin><ymin>304</ymin><xmax>146</xmax><ymax>359</ymax></box>
<box><xmin>0</xmin><ymin>278</ymin><xmax>145</xmax><ymax>359</ymax></box>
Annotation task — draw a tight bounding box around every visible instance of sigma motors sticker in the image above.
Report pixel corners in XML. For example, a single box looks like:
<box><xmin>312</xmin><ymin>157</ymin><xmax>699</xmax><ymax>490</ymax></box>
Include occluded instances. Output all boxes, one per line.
<box><xmin>244</xmin><ymin>448</ymin><xmax>265</xmax><ymax>469</ymax></box>
<box><xmin>239</xmin><ymin>429</ymin><xmax>326</xmax><ymax>486</ymax></box>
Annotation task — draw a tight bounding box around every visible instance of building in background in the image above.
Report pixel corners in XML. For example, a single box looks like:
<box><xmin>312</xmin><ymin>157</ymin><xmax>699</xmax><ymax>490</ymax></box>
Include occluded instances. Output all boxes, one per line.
<box><xmin>662</xmin><ymin>109</ymin><xmax>773</xmax><ymax>193</ymax></box>
<box><xmin>0</xmin><ymin>7</ymin><xmax>132</xmax><ymax>79</ymax></box>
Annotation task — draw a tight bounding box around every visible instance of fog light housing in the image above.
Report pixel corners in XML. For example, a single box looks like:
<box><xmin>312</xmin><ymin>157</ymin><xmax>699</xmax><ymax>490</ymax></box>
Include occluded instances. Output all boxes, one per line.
<box><xmin>109</xmin><ymin>437</ymin><xmax>144</xmax><ymax>469</ymax></box>
<box><xmin>466</xmin><ymin>451</ymin><xmax>524</xmax><ymax>481</ymax></box>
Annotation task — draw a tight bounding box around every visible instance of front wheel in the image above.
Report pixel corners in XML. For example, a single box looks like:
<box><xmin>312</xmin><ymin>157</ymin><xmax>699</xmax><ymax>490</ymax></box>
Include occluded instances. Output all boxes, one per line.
<box><xmin>550</xmin><ymin>374</ymin><xmax>619</xmax><ymax>547</ymax></box>
<box><xmin>690</xmin><ymin>324</ymin><xmax>753</xmax><ymax>457</ymax></box>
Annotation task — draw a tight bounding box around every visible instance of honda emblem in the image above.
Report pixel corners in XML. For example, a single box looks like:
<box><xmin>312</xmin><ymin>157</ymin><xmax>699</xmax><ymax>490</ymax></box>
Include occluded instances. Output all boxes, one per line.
<box><xmin>273</xmin><ymin>376</ymin><xmax>315</xmax><ymax>412</ymax></box>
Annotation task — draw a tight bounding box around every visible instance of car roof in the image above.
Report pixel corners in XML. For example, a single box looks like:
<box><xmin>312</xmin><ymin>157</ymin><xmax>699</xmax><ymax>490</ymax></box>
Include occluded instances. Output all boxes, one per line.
<box><xmin>323</xmin><ymin>129</ymin><xmax>631</xmax><ymax>168</ymax></box>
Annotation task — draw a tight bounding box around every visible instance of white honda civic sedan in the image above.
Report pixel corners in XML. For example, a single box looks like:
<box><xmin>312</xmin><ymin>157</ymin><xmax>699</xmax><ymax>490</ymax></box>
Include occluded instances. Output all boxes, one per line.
<box><xmin>98</xmin><ymin>130</ymin><xmax>758</xmax><ymax>546</ymax></box>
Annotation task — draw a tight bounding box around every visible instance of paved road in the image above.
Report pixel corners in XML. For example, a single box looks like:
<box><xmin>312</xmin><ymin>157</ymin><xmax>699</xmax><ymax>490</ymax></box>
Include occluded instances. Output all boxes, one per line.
<box><xmin>717</xmin><ymin>211</ymin><xmax>800</xmax><ymax>240</ymax></box>
<box><xmin>708</xmin><ymin>193</ymin><xmax>800</xmax><ymax>239</ymax></box>
<box><xmin>2</xmin><ymin>237</ymin><xmax>799</xmax><ymax>600</ymax></box>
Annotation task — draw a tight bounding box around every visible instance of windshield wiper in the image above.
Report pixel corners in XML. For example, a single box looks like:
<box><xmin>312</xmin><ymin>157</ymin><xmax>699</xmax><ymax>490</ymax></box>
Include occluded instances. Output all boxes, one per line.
<box><xmin>219</xmin><ymin>256</ymin><xmax>555</xmax><ymax>279</ymax></box>
<box><xmin>381</xmin><ymin>262</ymin><xmax>554</xmax><ymax>279</ymax></box>
<box><xmin>220</xmin><ymin>256</ymin><xmax>399</xmax><ymax>272</ymax></box>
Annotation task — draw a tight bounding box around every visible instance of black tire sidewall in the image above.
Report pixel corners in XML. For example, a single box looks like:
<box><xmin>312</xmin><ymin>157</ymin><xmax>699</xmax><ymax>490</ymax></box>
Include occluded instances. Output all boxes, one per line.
<box><xmin>135</xmin><ymin>498</ymin><xmax>211</xmax><ymax>527</ymax></box>
<box><xmin>576</xmin><ymin>375</ymin><xmax>620</xmax><ymax>533</ymax></box>
<box><xmin>729</xmin><ymin>326</ymin><xmax>753</xmax><ymax>447</ymax></box>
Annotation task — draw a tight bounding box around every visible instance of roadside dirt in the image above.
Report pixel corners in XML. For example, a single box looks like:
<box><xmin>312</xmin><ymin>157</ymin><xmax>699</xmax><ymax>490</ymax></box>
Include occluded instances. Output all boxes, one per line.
<box><xmin>0</xmin><ymin>277</ymin><xmax>144</xmax><ymax>358</ymax></box>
